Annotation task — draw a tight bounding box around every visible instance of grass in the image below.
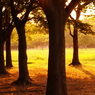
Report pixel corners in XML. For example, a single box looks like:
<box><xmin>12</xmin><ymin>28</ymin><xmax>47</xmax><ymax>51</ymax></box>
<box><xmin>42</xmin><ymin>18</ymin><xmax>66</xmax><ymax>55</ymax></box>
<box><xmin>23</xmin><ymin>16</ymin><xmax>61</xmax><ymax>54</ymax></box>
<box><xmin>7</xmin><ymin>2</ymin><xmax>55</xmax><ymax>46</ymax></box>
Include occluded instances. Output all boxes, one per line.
<box><xmin>1</xmin><ymin>48</ymin><xmax>95</xmax><ymax>95</ymax></box>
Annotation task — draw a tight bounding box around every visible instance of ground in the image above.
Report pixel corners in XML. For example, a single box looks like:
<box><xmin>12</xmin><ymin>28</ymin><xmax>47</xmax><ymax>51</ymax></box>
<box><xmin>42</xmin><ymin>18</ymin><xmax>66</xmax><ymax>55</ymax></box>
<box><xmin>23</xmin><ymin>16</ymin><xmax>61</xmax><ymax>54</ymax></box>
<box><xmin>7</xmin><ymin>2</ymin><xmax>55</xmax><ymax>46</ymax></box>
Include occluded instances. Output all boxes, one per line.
<box><xmin>0</xmin><ymin>64</ymin><xmax>95</xmax><ymax>95</ymax></box>
<box><xmin>0</xmin><ymin>48</ymin><xmax>95</xmax><ymax>95</ymax></box>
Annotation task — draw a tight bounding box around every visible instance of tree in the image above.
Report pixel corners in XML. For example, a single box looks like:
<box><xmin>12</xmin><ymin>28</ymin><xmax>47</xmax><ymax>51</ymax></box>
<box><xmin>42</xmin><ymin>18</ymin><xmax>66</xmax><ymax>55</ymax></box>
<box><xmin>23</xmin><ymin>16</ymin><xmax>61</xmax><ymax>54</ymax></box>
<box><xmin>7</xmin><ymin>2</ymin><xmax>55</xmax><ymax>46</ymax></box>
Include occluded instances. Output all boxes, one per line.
<box><xmin>40</xmin><ymin>0</ymin><xmax>81</xmax><ymax>95</ymax></box>
<box><xmin>10</xmin><ymin>0</ymin><xmax>38</xmax><ymax>85</ymax></box>
<box><xmin>0</xmin><ymin>3</ymin><xmax>7</xmax><ymax>74</ymax></box>
<box><xmin>5</xmin><ymin>33</ymin><xmax>13</xmax><ymax>67</ymax></box>
<box><xmin>0</xmin><ymin>1</ymin><xmax>14</xmax><ymax>72</ymax></box>
<box><xmin>3</xmin><ymin>7</ymin><xmax>14</xmax><ymax>67</ymax></box>
<box><xmin>69</xmin><ymin>4</ymin><xmax>83</xmax><ymax>66</ymax></box>
<box><xmin>68</xmin><ymin>1</ymin><xmax>94</xmax><ymax>66</ymax></box>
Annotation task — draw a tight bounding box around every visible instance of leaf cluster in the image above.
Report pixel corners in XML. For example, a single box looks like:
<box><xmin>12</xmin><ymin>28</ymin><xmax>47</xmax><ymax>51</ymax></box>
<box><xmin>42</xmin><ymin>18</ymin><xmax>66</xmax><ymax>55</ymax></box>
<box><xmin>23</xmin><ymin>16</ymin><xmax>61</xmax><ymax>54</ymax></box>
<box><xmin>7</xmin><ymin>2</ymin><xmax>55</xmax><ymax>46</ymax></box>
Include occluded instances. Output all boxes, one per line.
<box><xmin>29</xmin><ymin>7</ymin><xmax>48</xmax><ymax>31</ymax></box>
<box><xmin>67</xmin><ymin>19</ymin><xmax>95</xmax><ymax>35</ymax></box>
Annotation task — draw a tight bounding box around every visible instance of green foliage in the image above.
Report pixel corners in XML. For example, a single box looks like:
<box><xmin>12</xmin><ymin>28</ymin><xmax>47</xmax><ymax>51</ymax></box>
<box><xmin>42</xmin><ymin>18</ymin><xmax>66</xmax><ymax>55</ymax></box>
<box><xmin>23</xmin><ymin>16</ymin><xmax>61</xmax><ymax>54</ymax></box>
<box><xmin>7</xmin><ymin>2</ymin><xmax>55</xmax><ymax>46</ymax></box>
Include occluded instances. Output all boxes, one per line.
<box><xmin>11</xmin><ymin>22</ymin><xmax>48</xmax><ymax>49</ymax></box>
<box><xmin>79</xmin><ymin>34</ymin><xmax>92</xmax><ymax>46</ymax></box>
<box><xmin>29</xmin><ymin>7</ymin><xmax>48</xmax><ymax>30</ymax></box>
<box><xmin>65</xmin><ymin>25</ymin><xmax>95</xmax><ymax>48</ymax></box>
<box><xmin>67</xmin><ymin>19</ymin><xmax>95</xmax><ymax>35</ymax></box>
<box><xmin>28</xmin><ymin>34</ymin><xmax>48</xmax><ymax>48</ymax></box>
<box><xmin>75</xmin><ymin>20</ymin><xmax>95</xmax><ymax>34</ymax></box>
<box><xmin>11</xmin><ymin>28</ymin><xmax>18</xmax><ymax>43</ymax></box>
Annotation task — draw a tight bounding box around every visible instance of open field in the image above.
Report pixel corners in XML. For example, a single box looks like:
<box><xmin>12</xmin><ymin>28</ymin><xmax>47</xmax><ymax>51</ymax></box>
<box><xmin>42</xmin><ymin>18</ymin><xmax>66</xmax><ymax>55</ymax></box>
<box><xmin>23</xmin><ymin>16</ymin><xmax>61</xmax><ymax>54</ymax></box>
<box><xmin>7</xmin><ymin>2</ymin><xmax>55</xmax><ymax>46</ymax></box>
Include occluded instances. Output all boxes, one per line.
<box><xmin>0</xmin><ymin>48</ymin><xmax>95</xmax><ymax>95</ymax></box>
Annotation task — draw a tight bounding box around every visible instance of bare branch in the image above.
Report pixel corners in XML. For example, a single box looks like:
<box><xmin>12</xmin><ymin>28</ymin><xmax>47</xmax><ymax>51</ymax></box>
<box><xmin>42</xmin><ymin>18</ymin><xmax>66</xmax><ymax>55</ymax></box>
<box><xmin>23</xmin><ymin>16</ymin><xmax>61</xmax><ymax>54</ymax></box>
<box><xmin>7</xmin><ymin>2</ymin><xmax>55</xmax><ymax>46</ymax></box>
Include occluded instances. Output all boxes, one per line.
<box><xmin>68</xmin><ymin>22</ymin><xmax>74</xmax><ymax>37</ymax></box>
<box><xmin>65</xmin><ymin>0</ymin><xmax>80</xmax><ymax>16</ymax></box>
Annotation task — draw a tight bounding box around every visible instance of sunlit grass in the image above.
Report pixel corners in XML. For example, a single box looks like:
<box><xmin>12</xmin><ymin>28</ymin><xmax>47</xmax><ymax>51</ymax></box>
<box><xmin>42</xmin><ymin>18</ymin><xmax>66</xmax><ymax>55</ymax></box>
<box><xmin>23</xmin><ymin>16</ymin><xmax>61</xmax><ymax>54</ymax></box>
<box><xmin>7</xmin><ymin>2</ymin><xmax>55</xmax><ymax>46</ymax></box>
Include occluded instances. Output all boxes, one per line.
<box><xmin>66</xmin><ymin>48</ymin><xmax>95</xmax><ymax>65</ymax></box>
<box><xmin>27</xmin><ymin>49</ymin><xmax>48</xmax><ymax>70</ymax></box>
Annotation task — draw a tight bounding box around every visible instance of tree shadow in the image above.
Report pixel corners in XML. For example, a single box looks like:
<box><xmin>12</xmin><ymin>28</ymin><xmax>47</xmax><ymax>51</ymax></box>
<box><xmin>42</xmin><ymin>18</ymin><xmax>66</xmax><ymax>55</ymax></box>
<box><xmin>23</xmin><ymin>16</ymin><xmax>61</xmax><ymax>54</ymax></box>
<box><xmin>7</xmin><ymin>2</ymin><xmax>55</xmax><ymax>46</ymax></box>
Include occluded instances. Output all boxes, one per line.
<box><xmin>0</xmin><ymin>70</ymin><xmax>95</xmax><ymax>95</ymax></box>
<box><xmin>74</xmin><ymin>65</ymin><xmax>95</xmax><ymax>79</ymax></box>
<box><xmin>27</xmin><ymin>62</ymin><xmax>34</xmax><ymax>64</ymax></box>
<box><xmin>4</xmin><ymin>60</ymin><xmax>18</xmax><ymax>62</ymax></box>
<box><xmin>0</xmin><ymin>73</ymin><xmax>46</xmax><ymax>95</ymax></box>
<box><xmin>67</xmin><ymin>76</ymin><xmax>95</xmax><ymax>95</ymax></box>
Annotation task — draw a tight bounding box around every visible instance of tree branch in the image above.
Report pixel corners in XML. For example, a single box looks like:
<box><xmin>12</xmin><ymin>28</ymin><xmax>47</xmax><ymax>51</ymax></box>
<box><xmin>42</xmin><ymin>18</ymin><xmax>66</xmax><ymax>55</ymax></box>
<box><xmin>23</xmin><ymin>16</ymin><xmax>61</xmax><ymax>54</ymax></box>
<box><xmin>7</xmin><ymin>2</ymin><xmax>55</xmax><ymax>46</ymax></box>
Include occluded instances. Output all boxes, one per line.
<box><xmin>65</xmin><ymin>0</ymin><xmax>80</xmax><ymax>16</ymax></box>
<box><xmin>10</xmin><ymin>0</ymin><xmax>19</xmax><ymax>25</ymax></box>
<box><xmin>22</xmin><ymin>0</ymin><xmax>39</xmax><ymax>24</ymax></box>
<box><xmin>3</xmin><ymin>20</ymin><xmax>14</xmax><ymax>43</ymax></box>
<box><xmin>68</xmin><ymin>23</ymin><xmax>74</xmax><ymax>37</ymax></box>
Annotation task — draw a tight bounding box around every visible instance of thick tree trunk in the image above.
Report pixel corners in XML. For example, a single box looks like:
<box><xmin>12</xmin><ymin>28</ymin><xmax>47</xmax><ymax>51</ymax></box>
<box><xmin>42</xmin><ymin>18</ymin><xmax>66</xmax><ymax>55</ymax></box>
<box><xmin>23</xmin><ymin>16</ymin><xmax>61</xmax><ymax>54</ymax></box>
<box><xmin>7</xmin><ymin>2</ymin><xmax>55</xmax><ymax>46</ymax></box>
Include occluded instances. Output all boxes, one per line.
<box><xmin>69</xmin><ymin>28</ymin><xmax>81</xmax><ymax>66</ymax></box>
<box><xmin>0</xmin><ymin>6</ymin><xmax>7</xmax><ymax>74</ymax></box>
<box><xmin>44</xmin><ymin>4</ymin><xmax>68</xmax><ymax>95</ymax></box>
<box><xmin>13</xmin><ymin>24</ymin><xmax>31</xmax><ymax>85</ymax></box>
<box><xmin>10</xmin><ymin>0</ymin><xmax>31</xmax><ymax>85</ymax></box>
<box><xmin>40</xmin><ymin>0</ymin><xmax>81</xmax><ymax>94</ymax></box>
<box><xmin>6</xmin><ymin>36</ymin><xmax>13</xmax><ymax>67</ymax></box>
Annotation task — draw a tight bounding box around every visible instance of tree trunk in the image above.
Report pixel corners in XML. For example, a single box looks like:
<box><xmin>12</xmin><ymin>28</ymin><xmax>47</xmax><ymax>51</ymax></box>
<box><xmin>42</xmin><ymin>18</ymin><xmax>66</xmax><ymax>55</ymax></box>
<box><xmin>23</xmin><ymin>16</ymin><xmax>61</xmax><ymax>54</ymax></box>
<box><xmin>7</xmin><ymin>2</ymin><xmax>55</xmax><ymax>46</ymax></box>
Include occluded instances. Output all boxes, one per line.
<box><xmin>0</xmin><ymin>40</ymin><xmax>7</xmax><ymax>74</ymax></box>
<box><xmin>40</xmin><ymin>0</ymin><xmax>81</xmax><ymax>94</ymax></box>
<box><xmin>13</xmin><ymin>24</ymin><xmax>31</xmax><ymax>85</ymax></box>
<box><xmin>69</xmin><ymin>6</ymin><xmax>81</xmax><ymax>66</ymax></box>
<box><xmin>0</xmin><ymin>6</ymin><xmax>7</xmax><ymax>74</ymax></box>
<box><xmin>44</xmin><ymin>3</ymin><xmax>68</xmax><ymax>95</ymax></box>
<box><xmin>10</xmin><ymin>0</ymin><xmax>31</xmax><ymax>85</ymax></box>
<box><xmin>6</xmin><ymin>36</ymin><xmax>13</xmax><ymax>67</ymax></box>
<box><xmin>69</xmin><ymin>28</ymin><xmax>81</xmax><ymax>66</ymax></box>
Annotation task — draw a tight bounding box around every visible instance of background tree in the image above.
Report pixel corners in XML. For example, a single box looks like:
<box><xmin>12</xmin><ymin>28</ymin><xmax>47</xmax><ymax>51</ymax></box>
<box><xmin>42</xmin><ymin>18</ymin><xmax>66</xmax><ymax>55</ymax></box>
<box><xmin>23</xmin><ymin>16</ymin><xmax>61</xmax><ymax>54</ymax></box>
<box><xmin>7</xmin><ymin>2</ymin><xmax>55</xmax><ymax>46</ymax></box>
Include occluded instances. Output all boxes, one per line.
<box><xmin>0</xmin><ymin>2</ymin><xmax>7</xmax><ymax>74</ymax></box>
<box><xmin>68</xmin><ymin>1</ymin><xmax>94</xmax><ymax>66</ymax></box>
<box><xmin>0</xmin><ymin>1</ymin><xmax>14</xmax><ymax>70</ymax></box>
<box><xmin>5</xmin><ymin>31</ymin><xmax>13</xmax><ymax>67</ymax></box>
<box><xmin>79</xmin><ymin>34</ymin><xmax>92</xmax><ymax>47</ymax></box>
<box><xmin>3</xmin><ymin>6</ymin><xmax>14</xmax><ymax>67</ymax></box>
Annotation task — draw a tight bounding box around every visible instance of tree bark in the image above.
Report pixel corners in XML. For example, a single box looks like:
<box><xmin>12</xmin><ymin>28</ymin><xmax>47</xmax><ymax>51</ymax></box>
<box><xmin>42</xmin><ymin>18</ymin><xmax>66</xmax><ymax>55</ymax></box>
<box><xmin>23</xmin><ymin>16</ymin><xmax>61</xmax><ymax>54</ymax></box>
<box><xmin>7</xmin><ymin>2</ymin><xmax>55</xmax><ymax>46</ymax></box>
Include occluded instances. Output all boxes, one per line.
<box><xmin>46</xmin><ymin>13</ymin><xmax>67</xmax><ymax>95</ymax></box>
<box><xmin>6</xmin><ymin>36</ymin><xmax>13</xmax><ymax>67</ymax></box>
<box><xmin>10</xmin><ymin>0</ymin><xmax>31</xmax><ymax>85</ymax></box>
<box><xmin>13</xmin><ymin>23</ymin><xmax>31</xmax><ymax>85</ymax></box>
<box><xmin>42</xmin><ymin>1</ymin><xmax>68</xmax><ymax>95</ymax></box>
<box><xmin>69</xmin><ymin>5</ymin><xmax>81</xmax><ymax>66</ymax></box>
<box><xmin>69</xmin><ymin>28</ymin><xmax>81</xmax><ymax>66</ymax></box>
<box><xmin>0</xmin><ymin>6</ymin><xmax>7</xmax><ymax>74</ymax></box>
<box><xmin>0</xmin><ymin>39</ymin><xmax>7</xmax><ymax>74</ymax></box>
<box><xmin>40</xmin><ymin>0</ymin><xmax>81</xmax><ymax>94</ymax></box>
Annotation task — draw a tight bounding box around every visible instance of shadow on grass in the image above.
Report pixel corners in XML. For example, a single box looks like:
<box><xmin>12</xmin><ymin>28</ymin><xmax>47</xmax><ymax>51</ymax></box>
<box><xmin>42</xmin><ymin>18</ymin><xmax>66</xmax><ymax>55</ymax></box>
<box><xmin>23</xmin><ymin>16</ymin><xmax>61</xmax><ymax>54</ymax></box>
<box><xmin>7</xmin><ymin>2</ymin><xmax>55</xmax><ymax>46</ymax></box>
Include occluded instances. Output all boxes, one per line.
<box><xmin>74</xmin><ymin>65</ymin><xmax>95</xmax><ymax>79</ymax></box>
<box><xmin>67</xmin><ymin>76</ymin><xmax>95</xmax><ymax>95</ymax></box>
<box><xmin>27</xmin><ymin>62</ymin><xmax>34</xmax><ymax>64</ymax></box>
<box><xmin>0</xmin><ymin>67</ymin><xmax>95</xmax><ymax>95</ymax></box>
<box><xmin>0</xmin><ymin>84</ymin><xmax>44</xmax><ymax>95</ymax></box>
<box><xmin>0</xmin><ymin>73</ymin><xmax>46</xmax><ymax>95</ymax></box>
<box><xmin>4</xmin><ymin>60</ymin><xmax>18</xmax><ymax>62</ymax></box>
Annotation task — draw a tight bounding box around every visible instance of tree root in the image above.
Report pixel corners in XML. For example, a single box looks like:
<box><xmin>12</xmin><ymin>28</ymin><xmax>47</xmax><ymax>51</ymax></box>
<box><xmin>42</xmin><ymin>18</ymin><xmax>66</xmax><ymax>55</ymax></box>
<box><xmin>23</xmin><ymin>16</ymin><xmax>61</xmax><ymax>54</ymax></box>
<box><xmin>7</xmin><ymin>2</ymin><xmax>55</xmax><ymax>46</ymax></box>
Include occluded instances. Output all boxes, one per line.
<box><xmin>12</xmin><ymin>77</ymin><xmax>32</xmax><ymax>86</ymax></box>
<box><xmin>69</xmin><ymin>62</ymin><xmax>81</xmax><ymax>66</ymax></box>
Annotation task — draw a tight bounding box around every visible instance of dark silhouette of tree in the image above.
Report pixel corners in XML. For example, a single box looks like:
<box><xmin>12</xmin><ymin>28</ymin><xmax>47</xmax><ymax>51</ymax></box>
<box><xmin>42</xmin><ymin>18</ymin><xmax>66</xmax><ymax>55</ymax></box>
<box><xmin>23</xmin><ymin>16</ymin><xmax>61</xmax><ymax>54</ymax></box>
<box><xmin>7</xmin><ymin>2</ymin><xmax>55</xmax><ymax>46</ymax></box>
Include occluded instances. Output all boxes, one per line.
<box><xmin>0</xmin><ymin>2</ymin><xmax>14</xmax><ymax>71</ymax></box>
<box><xmin>0</xmin><ymin>3</ymin><xmax>8</xmax><ymax>74</ymax></box>
<box><xmin>5</xmin><ymin>35</ymin><xmax>13</xmax><ymax>67</ymax></box>
<box><xmin>69</xmin><ymin>4</ymin><xmax>81</xmax><ymax>66</ymax></box>
<box><xmin>10</xmin><ymin>0</ymin><xmax>38</xmax><ymax>85</ymax></box>
<box><xmin>4</xmin><ymin>22</ymin><xmax>14</xmax><ymax>67</ymax></box>
<box><xmin>3</xmin><ymin>7</ymin><xmax>14</xmax><ymax>67</ymax></box>
<box><xmin>40</xmin><ymin>0</ymin><xmax>80</xmax><ymax>95</ymax></box>
<box><xmin>68</xmin><ymin>1</ymin><xmax>94</xmax><ymax>66</ymax></box>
